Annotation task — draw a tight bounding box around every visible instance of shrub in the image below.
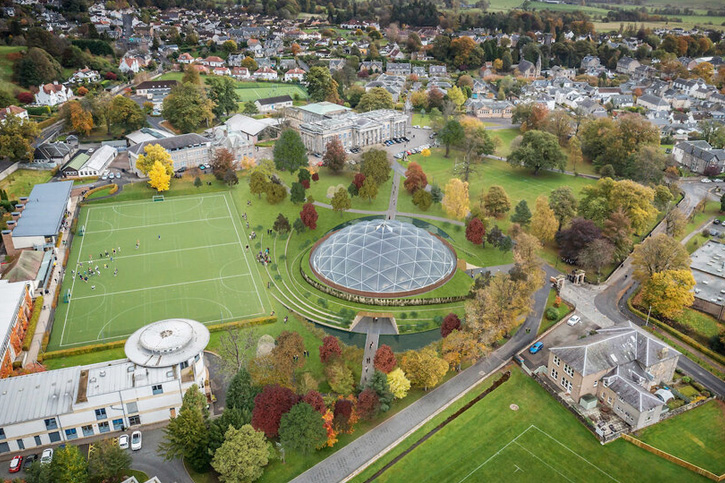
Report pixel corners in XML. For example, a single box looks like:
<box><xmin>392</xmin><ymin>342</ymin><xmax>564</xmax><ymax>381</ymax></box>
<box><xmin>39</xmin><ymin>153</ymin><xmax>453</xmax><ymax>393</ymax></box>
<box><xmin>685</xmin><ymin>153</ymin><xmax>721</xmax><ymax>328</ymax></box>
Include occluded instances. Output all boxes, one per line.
<box><xmin>271</xmin><ymin>264</ymin><xmax>278</xmax><ymax>271</ymax></box>
<box><xmin>400</xmin><ymin>312</ymin><xmax>407</xmax><ymax>319</ymax></box>
<box><xmin>545</xmin><ymin>307</ymin><xmax>558</xmax><ymax>321</ymax></box>
<box><xmin>317</xmin><ymin>297</ymin><xmax>328</xmax><ymax>308</ymax></box>
<box><xmin>691</xmin><ymin>381</ymin><xmax>704</xmax><ymax>392</ymax></box>
<box><xmin>21</xmin><ymin>296</ymin><xmax>43</xmax><ymax>351</ymax></box>
<box><xmin>681</xmin><ymin>376</ymin><xmax>691</xmax><ymax>383</ymax></box>
<box><xmin>16</xmin><ymin>92</ymin><xmax>34</xmax><ymax>104</ymax></box>
<box><xmin>410</xmin><ymin>311</ymin><xmax>418</xmax><ymax>318</ymax></box>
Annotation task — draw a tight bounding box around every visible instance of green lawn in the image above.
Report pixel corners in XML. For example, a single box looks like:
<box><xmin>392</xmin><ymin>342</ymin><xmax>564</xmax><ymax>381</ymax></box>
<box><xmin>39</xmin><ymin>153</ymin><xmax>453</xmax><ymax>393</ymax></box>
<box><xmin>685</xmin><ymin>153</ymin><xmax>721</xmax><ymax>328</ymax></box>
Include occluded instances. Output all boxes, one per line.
<box><xmin>636</xmin><ymin>400</ymin><xmax>725</xmax><ymax>475</ymax></box>
<box><xmin>0</xmin><ymin>169</ymin><xmax>53</xmax><ymax>199</ymax></box>
<box><xmin>158</xmin><ymin>73</ymin><xmax>309</xmax><ymax>103</ymax></box>
<box><xmin>539</xmin><ymin>288</ymin><xmax>573</xmax><ymax>336</ymax></box>
<box><xmin>0</xmin><ymin>46</ymin><xmax>26</xmax><ymax>94</ymax></box>
<box><xmin>674</xmin><ymin>308</ymin><xmax>725</xmax><ymax>340</ymax></box>
<box><xmin>50</xmin><ymin>191</ymin><xmax>272</xmax><ymax>349</ymax></box>
<box><xmin>353</xmin><ymin>366</ymin><xmax>706</xmax><ymax>482</ymax></box>
<box><xmin>85</xmin><ymin>184</ymin><xmax>115</xmax><ymax>200</ymax></box>
<box><xmin>489</xmin><ymin>128</ymin><xmax>520</xmax><ymax>157</ymax></box>
<box><xmin>402</xmin><ymin>148</ymin><xmax>595</xmax><ymax>229</ymax></box>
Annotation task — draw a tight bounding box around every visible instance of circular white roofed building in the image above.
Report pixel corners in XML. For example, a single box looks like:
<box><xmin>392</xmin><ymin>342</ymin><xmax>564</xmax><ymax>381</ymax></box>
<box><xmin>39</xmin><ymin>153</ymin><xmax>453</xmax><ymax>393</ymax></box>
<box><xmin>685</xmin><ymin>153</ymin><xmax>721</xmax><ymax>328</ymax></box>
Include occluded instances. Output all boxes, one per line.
<box><xmin>125</xmin><ymin>318</ymin><xmax>210</xmax><ymax>390</ymax></box>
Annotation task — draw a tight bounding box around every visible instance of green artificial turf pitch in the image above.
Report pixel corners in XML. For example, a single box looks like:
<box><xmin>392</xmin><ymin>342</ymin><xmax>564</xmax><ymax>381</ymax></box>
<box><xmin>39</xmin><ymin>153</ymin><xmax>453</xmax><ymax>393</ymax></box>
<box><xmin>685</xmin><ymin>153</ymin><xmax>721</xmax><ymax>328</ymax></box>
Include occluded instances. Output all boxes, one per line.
<box><xmin>50</xmin><ymin>192</ymin><xmax>270</xmax><ymax>349</ymax></box>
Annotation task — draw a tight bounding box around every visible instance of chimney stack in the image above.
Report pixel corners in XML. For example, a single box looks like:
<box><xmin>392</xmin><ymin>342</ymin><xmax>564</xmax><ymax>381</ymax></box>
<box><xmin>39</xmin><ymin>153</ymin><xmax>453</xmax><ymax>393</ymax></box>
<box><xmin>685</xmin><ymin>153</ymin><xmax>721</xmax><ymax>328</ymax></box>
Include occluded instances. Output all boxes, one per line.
<box><xmin>11</xmin><ymin>211</ymin><xmax>20</xmax><ymax>221</ymax></box>
<box><xmin>1</xmin><ymin>229</ymin><xmax>16</xmax><ymax>257</ymax></box>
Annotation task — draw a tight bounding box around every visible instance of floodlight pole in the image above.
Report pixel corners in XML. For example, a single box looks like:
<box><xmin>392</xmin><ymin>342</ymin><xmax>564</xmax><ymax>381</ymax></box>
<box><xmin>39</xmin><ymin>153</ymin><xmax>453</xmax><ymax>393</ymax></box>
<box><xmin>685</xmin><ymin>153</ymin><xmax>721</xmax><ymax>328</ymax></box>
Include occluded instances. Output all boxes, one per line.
<box><xmin>645</xmin><ymin>305</ymin><xmax>651</xmax><ymax>327</ymax></box>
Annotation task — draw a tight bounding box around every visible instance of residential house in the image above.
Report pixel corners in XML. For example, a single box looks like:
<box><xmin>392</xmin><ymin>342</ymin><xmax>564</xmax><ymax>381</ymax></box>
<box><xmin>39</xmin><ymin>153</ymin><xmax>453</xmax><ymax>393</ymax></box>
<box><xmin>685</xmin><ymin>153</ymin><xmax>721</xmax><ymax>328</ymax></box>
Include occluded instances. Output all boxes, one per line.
<box><xmin>255</xmin><ymin>95</ymin><xmax>293</xmax><ymax>113</ymax></box>
<box><xmin>212</xmin><ymin>66</ymin><xmax>231</xmax><ymax>76</ymax></box>
<box><xmin>0</xmin><ymin>281</ymin><xmax>33</xmax><ymax>378</ymax></box>
<box><xmin>254</xmin><ymin>67</ymin><xmax>278</xmax><ymax>81</ymax></box>
<box><xmin>360</xmin><ymin>61</ymin><xmax>383</xmax><ymax>73</ymax></box>
<box><xmin>68</xmin><ymin>68</ymin><xmax>100</xmax><ymax>84</ymax></box>
<box><xmin>177</xmin><ymin>52</ymin><xmax>194</xmax><ymax>64</ymax></box>
<box><xmin>673</xmin><ymin>140</ymin><xmax>725</xmax><ymax>174</ymax></box>
<box><xmin>578</xmin><ymin>98</ymin><xmax>607</xmax><ymax>118</ymax></box>
<box><xmin>33</xmin><ymin>142</ymin><xmax>74</xmax><ymax>166</ymax></box>
<box><xmin>637</xmin><ymin>94</ymin><xmax>669</xmax><ymax>112</ymax></box>
<box><xmin>328</xmin><ymin>59</ymin><xmax>346</xmax><ymax>72</ymax></box>
<box><xmin>201</xmin><ymin>56</ymin><xmax>225</xmax><ymax>68</ymax></box>
<box><xmin>129</xmin><ymin>134</ymin><xmax>211</xmax><ymax>175</ymax></box>
<box><xmin>284</xmin><ymin>68</ymin><xmax>305</xmax><ymax>82</ymax></box>
<box><xmin>516</xmin><ymin>57</ymin><xmax>540</xmax><ymax>79</ymax></box>
<box><xmin>465</xmin><ymin>99</ymin><xmax>513</xmax><ymax>118</ymax></box>
<box><xmin>119</xmin><ymin>57</ymin><xmax>145</xmax><ymax>74</ymax></box>
<box><xmin>429</xmin><ymin>65</ymin><xmax>447</xmax><ymax>77</ymax></box>
<box><xmin>616</xmin><ymin>56</ymin><xmax>640</xmax><ymax>74</ymax></box>
<box><xmin>546</xmin><ymin>323</ymin><xmax>679</xmax><ymax>430</ymax></box>
<box><xmin>580</xmin><ymin>55</ymin><xmax>600</xmax><ymax>69</ymax></box>
<box><xmin>386</xmin><ymin>62</ymin><xmax>411</xmax><ymax>76</ymax></box>
<box><xmin>34</xmin><ymin>83</ymin><xmax>73</xmax><ymax>107</ymax></box>
<box><xmin>231</xmin><ymin>67</ymin><xmax>250</xmax><ymax>80</ymax></box>
<box><xmin>0</xmin><ymin>106</ymin><xmax>28</xmax><ymax>124</ymax></box>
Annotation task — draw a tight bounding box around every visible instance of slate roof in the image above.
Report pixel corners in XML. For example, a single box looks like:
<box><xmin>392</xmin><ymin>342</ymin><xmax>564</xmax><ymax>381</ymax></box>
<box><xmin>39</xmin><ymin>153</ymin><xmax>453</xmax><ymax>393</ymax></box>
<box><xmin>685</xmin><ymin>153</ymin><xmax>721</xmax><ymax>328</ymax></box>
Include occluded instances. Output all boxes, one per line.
<box><xmin>675</xmin><ymin>140</ymin><xmax>725</xmax><ymax>164</ymax></box>
<box><xmin>549</xmin><ymin>322</ymin><xmax>679</xmax><ymax>377</ymax></box>
<box><xmin>257</xmin><ymin>95</ymin><xmax>293</xmax><ymax>106</ymax></box>
<box><xmin>603</xmin><ymin>364</ymin><xmax>664</xmax><ymax>411</ymax></box>
<box><xmin>35</xmin><ymin>142</ymin><xmax>72</xmax><ymax>161</ymax></box>
<box><xmin>128</xmin><ymin>133</ymin><xmax>209</xmax><ymax>156</ymax></box>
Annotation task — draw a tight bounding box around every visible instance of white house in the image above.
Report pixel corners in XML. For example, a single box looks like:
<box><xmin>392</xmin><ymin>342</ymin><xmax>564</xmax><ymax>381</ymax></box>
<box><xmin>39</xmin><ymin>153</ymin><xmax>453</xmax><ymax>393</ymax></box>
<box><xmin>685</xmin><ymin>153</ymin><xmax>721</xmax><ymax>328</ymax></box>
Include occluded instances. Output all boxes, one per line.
<box><xmin>255</xmin><ymin>95</ymin><xmax>293</xmax><ymax>113</ymax></box>
<box><xmin>0</xmin><ymin>319</ymin><xmax>210</xmax><ymax>455</ymax></box>
<box><xmin>254</xmin><ymin>66</ymin><xmax>278</xmax><ymax>81</ymax></box>
<box><xmin>212</xmin><ymin>66</ymin><xmax>231</xmax><ymax>76</ymax></box>
<box><xmin>34</xmin><ymin>83</ymin><xmax>73</xmax><ymax>107</ymax></box>
<box><xmin>119</xmin><ymin>57</ymin><xmax>145</xmax><ymax>74</ymax></box>
<box><xmin>177</xmin><ymin>52</ymin><xmax>194</xmax><ymax>64</ymax></box>
<box><xmin>284</xmin><ymin>67</ymin><xmax>305</xmax><ymax>82</ymax></box>
<box><xmin>201</xmin><ymin>56</ymin><xmax>225</xmax><ymax>68</ymax></box>
<box><xmin>68</xmin><ymin>68</ymin><xmax>100</xmax><ymax>84</ymax></box>
<box><xmin>231</xmin><ymin>67</ymin><xmax>250</xmax><ymax>79</ymax></box>
<box><xmin>0</xmin><ymin>106</ymin><xmax>28</xmax><ymax>124</ymax></box>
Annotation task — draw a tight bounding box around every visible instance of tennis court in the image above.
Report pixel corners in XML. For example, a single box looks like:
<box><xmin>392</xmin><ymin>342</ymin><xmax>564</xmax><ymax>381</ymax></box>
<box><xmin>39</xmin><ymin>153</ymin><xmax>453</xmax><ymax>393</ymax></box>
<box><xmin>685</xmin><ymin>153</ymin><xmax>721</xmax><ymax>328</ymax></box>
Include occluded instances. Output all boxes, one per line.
<box><xmin>49</xmin><ymin>192</ymin><xmax>270</xmax><ymax>350</ymax></box>
<box><xmin>235</xmin><ymin>82</ymin><xmax>308</xmax><ymax>102</ymax></box>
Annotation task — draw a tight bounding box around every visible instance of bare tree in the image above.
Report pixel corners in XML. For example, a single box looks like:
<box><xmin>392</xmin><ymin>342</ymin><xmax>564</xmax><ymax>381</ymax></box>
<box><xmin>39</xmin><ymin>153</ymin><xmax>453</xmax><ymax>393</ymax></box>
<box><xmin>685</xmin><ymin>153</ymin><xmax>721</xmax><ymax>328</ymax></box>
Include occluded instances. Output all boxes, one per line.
<box><xmin>218</xmin><ymin>327</ymin><xmax>258</xmax><ymax>375</ymax></box>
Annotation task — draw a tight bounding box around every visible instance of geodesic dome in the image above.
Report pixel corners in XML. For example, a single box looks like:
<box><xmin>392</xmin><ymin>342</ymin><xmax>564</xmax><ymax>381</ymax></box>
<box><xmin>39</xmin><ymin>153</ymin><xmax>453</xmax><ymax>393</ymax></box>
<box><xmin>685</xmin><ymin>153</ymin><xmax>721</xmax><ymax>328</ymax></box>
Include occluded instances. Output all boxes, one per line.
<box><xmin>310</xmin><ymin>220</ymin><xmax>456</xmax><ymax>296</ymax></box>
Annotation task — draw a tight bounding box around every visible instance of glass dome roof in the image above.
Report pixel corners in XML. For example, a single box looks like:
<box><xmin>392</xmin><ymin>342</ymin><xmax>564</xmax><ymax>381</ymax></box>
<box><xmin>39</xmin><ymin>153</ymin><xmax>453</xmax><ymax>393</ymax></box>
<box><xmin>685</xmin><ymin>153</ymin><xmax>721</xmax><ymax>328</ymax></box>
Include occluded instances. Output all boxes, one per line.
<box><xmin>310</xmin><ymin>220</ymin><xmax>456</xmax><ymax>295</ymax></box>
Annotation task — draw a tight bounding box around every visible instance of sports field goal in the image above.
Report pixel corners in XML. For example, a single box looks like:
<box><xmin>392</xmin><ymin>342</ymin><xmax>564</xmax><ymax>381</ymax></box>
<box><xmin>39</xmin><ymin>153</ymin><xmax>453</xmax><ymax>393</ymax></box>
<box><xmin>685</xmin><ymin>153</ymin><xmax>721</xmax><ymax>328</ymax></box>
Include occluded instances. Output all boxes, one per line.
<box><xmin>78</xmin><ymin>224</ymin><xmax>85</xmax><ymax>236</ymax></box>
<box><xmin>152</xmin><ymin>195</ymin><xmax>165</xmax><ymax>202</ymax></box>
<box><xmin>63</xmin><ymin>289</ymin><xmax>71</xmax><ymax>303</ymax></box>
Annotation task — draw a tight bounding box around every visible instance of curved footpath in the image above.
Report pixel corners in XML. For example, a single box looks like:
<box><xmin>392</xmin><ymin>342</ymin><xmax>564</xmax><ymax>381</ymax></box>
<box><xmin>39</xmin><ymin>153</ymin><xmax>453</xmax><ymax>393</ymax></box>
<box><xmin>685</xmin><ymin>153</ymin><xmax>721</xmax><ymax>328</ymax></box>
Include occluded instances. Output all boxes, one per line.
<box><xmin>291</xmin><ymin>265</ymin><xmax>557</xmax><ymax>483</ymax></box>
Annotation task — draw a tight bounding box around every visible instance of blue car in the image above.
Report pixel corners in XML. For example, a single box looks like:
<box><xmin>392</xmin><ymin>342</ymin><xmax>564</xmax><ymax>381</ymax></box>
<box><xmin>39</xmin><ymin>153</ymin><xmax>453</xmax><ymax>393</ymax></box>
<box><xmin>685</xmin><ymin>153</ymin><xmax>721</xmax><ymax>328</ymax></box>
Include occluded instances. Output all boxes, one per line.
<box><xmin>529</xmin><ymin>342</ymin><xmax>544</xmax><ymax>354</ymax></box>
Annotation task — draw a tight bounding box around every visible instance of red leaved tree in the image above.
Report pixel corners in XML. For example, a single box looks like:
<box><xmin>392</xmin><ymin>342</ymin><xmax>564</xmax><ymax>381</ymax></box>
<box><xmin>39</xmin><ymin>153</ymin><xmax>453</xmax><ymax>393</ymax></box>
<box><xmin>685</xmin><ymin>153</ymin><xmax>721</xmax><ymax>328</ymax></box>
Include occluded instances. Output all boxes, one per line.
<box><xmin>373</xmin><ymin>345</ymin><xmax>396</xmax><ymax>373</ymax></box>
<box><xmin>301</xmin><ymin>179</ymin><xmax>310</xmax><ymax>189</ymax></box>
<box><xmin>323</xmin><ymin>137</ymin><xmax>346</xmax><ymax>173</ymax></box>
<box><xmin>319</xmin><ymin>335</ymin><xmax>342</xmax><ymax>364</ymax></box>
<box><xmin>16</xmin><ymin>92</ymin><xmax>34</xmax><ymax>104</ymax></box>
<box><xmin>312</xmin><ymin>172</ymin><xmax>320</xmax><ymax>181</ymax></box>
<box><xmin>303</xmin><ymin>390</ymin><xmax>326</xmax><ymax>414</ymax></box>
<box><xmin>465</xmin><ymin>217</ymin><xmax>485</xmax><ymax>245</ymax></box>
<box><xmin>300</xmin><ymin>203</ymin><xmax>318</xmax><ymax>230</ymax></box>
<box><xmin>251</xmin><ymin>384</ymin><xmax>300</xmax><ymax>438</ymax></box>
<box><xmin>441</xmin><ymin>313</ymin><xmax>462</xmax><ymax>338</ymax></box>
<box><xmin>333</xmin><ymin>398</ymin><xmax>354</xmax><ymax>432</ymax></box>
<box><xmin>105</xmin><ymin>72</ymin><xmax>118</xmax><ymax>80</ymax></box>
<box><xmin>403</xmin><ymin>162</ymin><xmax>428</xmax><ymax>194</ymax></box>
<box><xmin>357</xmin><ymin>388</ymin><xmax>380</xmax><ymax>420</ymax></box>
<box><xmin>352</xmin><ymin>173</ymin><xmax>366</xmax><ymax>190</ymax></box>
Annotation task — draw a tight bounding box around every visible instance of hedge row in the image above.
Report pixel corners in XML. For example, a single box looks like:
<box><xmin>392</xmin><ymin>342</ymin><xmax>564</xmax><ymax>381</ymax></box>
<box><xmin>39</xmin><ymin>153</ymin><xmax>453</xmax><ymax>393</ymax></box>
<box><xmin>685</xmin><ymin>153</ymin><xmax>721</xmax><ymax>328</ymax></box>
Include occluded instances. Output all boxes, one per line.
<box><xmin>51</xmin><ymin>285</ymin><xmax>61</xmax><ymax>309</ymax></box>
<box><xmin>83</xmin><ymin>184</ymin><xmax>118</xmax><ymax>200</ymax></box>
<box><xmin>40</xmin><ymin>316</ymin><xmax>276</xmax><ymax>361</ymax></box>
<box><xmin>628</xmin><ymin>296</ymin><xmax>725</xmax><ymax>368</ymax></box>
<box><xmin>37</xmin><ymin>116</ymin><xmax>59</xmax><ymax>130</ymax></box>
<box><xmin>21</xmin><ymin>296</ymin><xmax>43</xmax><ymax>352</ymax></box>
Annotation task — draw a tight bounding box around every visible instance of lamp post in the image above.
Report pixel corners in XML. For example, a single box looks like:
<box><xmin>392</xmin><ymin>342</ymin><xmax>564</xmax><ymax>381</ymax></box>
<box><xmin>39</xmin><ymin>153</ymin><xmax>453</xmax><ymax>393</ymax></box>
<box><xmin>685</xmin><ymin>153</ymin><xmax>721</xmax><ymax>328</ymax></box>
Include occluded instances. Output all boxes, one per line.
<box><xmin>645</xmin><ymin>305</ymin><xmax>652</xmax><ymax>327</ymax></box>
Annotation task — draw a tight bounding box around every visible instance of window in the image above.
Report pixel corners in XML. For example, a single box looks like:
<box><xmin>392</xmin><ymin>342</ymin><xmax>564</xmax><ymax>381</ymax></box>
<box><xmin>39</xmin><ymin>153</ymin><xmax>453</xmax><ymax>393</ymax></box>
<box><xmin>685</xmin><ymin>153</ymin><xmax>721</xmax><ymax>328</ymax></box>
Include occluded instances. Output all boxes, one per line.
<box><xmin>607</xmin><ymin>396</ymin><xmax>612</xmax><ymax>404</ymax></box>
<box><xmin>553</xmin><ymin>355</ymin><xmax>560</xmax><ymax>366</ymax></box>
<box><xmin>128</xmin><ymin>415</ymin><xmax>141</xmax><ymax>426</ymax></box>
<box><xmin>180</xmin><ymin>361</ymin><xmax>189</xmax><ymax>370</ymax></box>
<box><xmin>0</xmin><ymin>428</ymin><xmax>4</xmax><ymax>440</ymax></box>
<box><xmin>34</xmin><ymin>436</ymin><xmax>41</xmax><ymax>446</ymax></box>
<box><xmin>49</xmin><ymin>432</ymin><xmax>61</xmax><ymax>443</ymax></box>
<box><xmin>0</xmin><ymin>442</ymin><xmax>8</xmax><ymax>453</ymax></box>
<box><xmin>82</xmin><ymin>425</ymin><xmax>94</xmax><ymax>437</ymax></box>
<box><xmin>127</xmin><ymin>402</ymin><xmax>138</xmax><ymax>414</ymax></box>
<box><xmin>65</xmin><ymin>428</ymin><xmax>78</xmax><ymax>440</ymax></box>
<box><xmin>44</xmin><ymin>418</ymin><xmax>58</xmax><ymax>430</ymax></box>
<box><xmin>113</xmin><ymin>419</ymin><xmax>124</xmax><ymax>431</ymax></box>
<box><xmin>95</xmin><ymin>408</ymin><xmax>107</xmax><ymax>420</ymax></box>
<box><xmin>563</xmin><ymin>364</ymin><xmax>575</xmax><ymax>378</ymax></box>
<box><xmin>551</xmin><ymin>368</ymin><xmax>559</xmax><ymax>379</ymax></box>
<box><xmin>98</xmin><ymin>422</ymin><xmax>110</xmax><ymax>434</ymax></box>
<box><xmin>152</xmin><ymin>384</ymin><xmax>164</xmax><ymax>395</ymax></box>
<box><xmin>16</xmin><ymin>439</ymin><xmax>24</xmax><ymax>450</ymax></box>
<box><xmin>194</xmin><ymin>354</ymin><xmax>200</xmax><ymax>362</ymax></box>
<box><xmin>560</xmin><ymin>377</ymin><xmax>572</xmax><ymax>392</ymax></box>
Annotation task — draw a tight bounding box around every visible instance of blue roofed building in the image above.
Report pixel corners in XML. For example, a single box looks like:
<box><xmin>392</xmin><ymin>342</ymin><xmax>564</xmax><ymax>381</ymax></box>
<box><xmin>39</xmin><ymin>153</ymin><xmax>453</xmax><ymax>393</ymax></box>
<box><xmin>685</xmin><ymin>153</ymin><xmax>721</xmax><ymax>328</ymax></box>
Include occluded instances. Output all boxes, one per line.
<box><xmin>1</xmin><ymin>181</ymin><xmax>72</xmax><ymax>256</ymax></box>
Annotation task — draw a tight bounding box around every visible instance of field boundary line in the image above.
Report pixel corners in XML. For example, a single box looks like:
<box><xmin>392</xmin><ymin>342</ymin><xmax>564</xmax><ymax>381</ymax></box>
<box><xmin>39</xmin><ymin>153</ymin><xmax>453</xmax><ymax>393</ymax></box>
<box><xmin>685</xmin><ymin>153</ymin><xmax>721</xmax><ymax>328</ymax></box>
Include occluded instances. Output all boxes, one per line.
<box><xmin>85</xmin><ymin>192</ymin><xmax>228</xmax><ymax>209</ymax></box>
<box><xmin>530</xmin><ymin>425</ymin><xmax>621</xmax><ymax>482</ymax></box>
<box><xmin>457</xmin><ymin>425</ymin><xmax>533</xmax><ymax>483</ymax></box>
<box><xmin>223</xmin><ymin>192</ymin><xmax>266</xmax><ymax>312</ymax></box>
<box><xmin>70</xmin><ymin>274</ymin><xmax>253</xmax><ymax>300</ymax></box>
<box><xmin>83</xmin><ymin>242</ymin><xmax>240</xmax><ymax>263</ymax></box>
<box><xmin>85</xmin><ymin>216</ymin><xmax>230</xmax><ymax>234</ymax></box>
<box><xmin>59</xmin><ymin>207</ymin><xmax>91</xmax><ymax>346</ymax></box>
<box><xmin>513</xmin><ymin>441</ymin><xmax>574</xmax><ymax>482</ymax></box>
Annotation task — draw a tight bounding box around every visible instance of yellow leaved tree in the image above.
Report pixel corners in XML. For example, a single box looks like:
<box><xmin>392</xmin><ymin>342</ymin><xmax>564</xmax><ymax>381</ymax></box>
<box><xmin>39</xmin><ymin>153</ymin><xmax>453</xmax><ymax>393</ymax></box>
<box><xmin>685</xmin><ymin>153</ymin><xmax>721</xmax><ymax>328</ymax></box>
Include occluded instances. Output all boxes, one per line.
<box><xmin>641</xmin><ymin>269</ymin><xmax>695</xmax><ymax>319</ymax></box>
<box><xmin>148</xmin><ymin>160</ymin><xmax>171</xmax><ymax>193</ymax></box>
<box><xmin>136</xmin><ymin>143</ymin><xmax>174</xmax><ymax>176</ymax></box>
<box><xmin>530</xmin><ymin>195</ymin><xmax>557</xmax><ymax>243</ymax></box>
<box><xmin>386</xmin><ymin>368</ymin><xmax>411</xmax><ymax>399</ymax></box>
<box><xmin>441</xmin><ymin>178</ymin><xmax>469</xmax><ymax>220</ymax></box>
<box><xmin>421</xmin><ymin>148</ymin><xmax>431</xmax><ymax>157</ymax></box>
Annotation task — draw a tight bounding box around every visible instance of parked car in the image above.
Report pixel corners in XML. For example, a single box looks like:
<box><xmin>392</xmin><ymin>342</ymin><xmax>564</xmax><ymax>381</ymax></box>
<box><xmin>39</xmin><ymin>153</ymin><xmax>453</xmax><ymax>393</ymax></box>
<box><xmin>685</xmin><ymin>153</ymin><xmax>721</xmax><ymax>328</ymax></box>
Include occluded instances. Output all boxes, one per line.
<box><xmin>40</xmin><ymin>448</ymin><xmax>53</xmax><ymax>465</ymax></box>
<box><xmin>101</xmin><ymin>174</ymin><xmax>108</xmax><ymax>180</ymax></box>
<box><xmin>413</xmin><ymin>125</ymin><xmax>420</xmax><ymax>129</ymax></box>
<box><xmin>715</xmin><ymin>219</ymin><xmax>721</xmax><ymax>225</ymax></box>
<box><xmin>701</xmin><ymin>178</ymin><xmax>712</xmax><ymax>183</ymax></box>
<box><xmin>9</xmin><ymin>456</ymin><xmax>22</xmax><ymax>473</ymax></box>
<box><xmin>131</xmin><ymin>431</ymin><xmax>142</xmax><ymax>451</ymax></box>
<box><xmin>567</xmin><ymin>315</ymin><xmax>581</xmax><ymax>326</ymax></box>
<box><xmin>529</xmin><ymin>342</ymin><xmax>544</xmax><ymax>354</ymax></box>
<box><xmin>23</xmin><ymin>454</ymin><xmax>38</xmax><ymax>470</ymax></box>
<box><xmin>118</xmin><ymin>434</ymin><xmax>129</xmax><ymax>450</ymax></box>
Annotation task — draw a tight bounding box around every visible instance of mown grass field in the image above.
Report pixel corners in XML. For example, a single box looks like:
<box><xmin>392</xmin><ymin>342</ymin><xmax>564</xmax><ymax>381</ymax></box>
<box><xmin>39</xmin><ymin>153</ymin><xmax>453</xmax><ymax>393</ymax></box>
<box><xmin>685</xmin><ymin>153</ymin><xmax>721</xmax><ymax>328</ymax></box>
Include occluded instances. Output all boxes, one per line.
<box><xmin>0</xmin><ymin>46</ymin><xmax>26</xmax><ymax>94</ymax></box>
<box><xmin>636</xmin><ymin>400</ymin><xmax>725</xmax><ymax>475</ymax></box>
<box><xmin>158</xmin><ymin>72</ymin><xmax>308</xmax><ymax>103</ymax></box>
<box><xmin>0</xmin><ymin>169</ymin><xmax>53</xmax><ymax>198</ymax></box>
<box><xmin>353</xmin><ymin>366</ymin><xmax>707</xmax><ymax>482</ymax></box>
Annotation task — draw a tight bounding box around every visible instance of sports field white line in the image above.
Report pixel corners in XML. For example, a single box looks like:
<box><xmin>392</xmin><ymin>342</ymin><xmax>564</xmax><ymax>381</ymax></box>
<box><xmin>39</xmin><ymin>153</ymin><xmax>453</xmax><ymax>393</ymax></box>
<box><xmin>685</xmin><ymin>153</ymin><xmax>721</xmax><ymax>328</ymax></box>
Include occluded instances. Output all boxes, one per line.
<box><xmin>86</xmin><ymin>193</ymin><xmax>228</xmax><ymax>209</ymax></box>
<box><xmin>223</xmin><ymin>194</ymin><xmax>266</xmax><ymax>312</ymax></box>
<box><xmin>85</xmin><ymin>216</ymin><xmax>230</xmax><ymax>234</ymax></box>
<box><xmin>457</xmin><ymin>425</ymin><xmax>533</xmax><ymax>483</ymax></box>
<box><xmin>529</xmin><ymin>425</ymin><xmax>621</xmax><ymax>482</ymax></box>
<box><xmin>70</xmin><ymin>274</ymin><xmax>254</xmax><ymax>300</ymax></box>
<box><xmin>79</xmin><ymin>242</ymin><xmax>240</xmax><ymax>264</ymax></box>
<box><xmin>513</xmin><ymin>441</ymin><xmax>574</xmax><ymax>483</ymax></box>
<box><xmin>60</xmin><ymin>207</ymin><xmax>92</xmax><ymax>346</ymax></box>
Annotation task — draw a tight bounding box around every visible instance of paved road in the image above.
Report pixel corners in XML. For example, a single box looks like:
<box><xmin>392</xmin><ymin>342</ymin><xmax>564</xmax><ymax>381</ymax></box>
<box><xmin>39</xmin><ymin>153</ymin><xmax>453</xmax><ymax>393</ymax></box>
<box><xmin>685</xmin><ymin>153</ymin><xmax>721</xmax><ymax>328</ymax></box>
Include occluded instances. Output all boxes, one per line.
<box><xmin>291</xmin><ymin>265</ymin><xmax>556</xmax><ymax>483</ymax></box>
